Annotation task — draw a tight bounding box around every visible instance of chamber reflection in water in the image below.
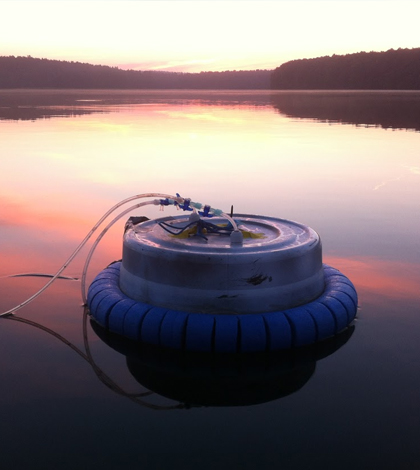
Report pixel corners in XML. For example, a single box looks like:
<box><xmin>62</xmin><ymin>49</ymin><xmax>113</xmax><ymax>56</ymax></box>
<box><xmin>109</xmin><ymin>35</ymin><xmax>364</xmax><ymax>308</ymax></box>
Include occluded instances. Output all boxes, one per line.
<box><xmin>3</xmin><ymin>310</ymin><xmax>355</xmax><ymax>409</ymax></box>
<box><xmin>98</xmin><ymin>324</ymin><xmax>355</xmax><ymax>408</ymax></box>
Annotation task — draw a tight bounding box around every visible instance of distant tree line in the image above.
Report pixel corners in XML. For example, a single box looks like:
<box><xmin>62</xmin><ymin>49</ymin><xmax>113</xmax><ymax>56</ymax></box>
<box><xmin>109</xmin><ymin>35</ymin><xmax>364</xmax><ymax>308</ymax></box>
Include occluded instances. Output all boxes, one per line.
<box><xmin>2</xmin><ymin>49</ymin><xmax>420</xmax><ymax>90</ymax></box>
<box><xmin>0</xmin><ymin>56</ymin><xmax>270</xmax><ymax>89</ymax></box>
<box><xmin>271</xmin><ymin>48</ymin><xmax>420</xmax><ymax>90</ymax></box>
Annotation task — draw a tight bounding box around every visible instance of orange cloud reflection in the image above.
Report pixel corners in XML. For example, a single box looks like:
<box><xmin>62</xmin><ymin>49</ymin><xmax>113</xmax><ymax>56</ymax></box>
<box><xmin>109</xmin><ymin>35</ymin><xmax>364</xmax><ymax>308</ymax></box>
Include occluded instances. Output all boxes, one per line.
<box><xmin>325</xmin><ymin>256</ymin><xmax>420</xmax><ymax>302</ymax></box>
<box><xmin>0</xmin><ymin>194</ymin><xmax>123</xmax><ymax>285</ymax></box>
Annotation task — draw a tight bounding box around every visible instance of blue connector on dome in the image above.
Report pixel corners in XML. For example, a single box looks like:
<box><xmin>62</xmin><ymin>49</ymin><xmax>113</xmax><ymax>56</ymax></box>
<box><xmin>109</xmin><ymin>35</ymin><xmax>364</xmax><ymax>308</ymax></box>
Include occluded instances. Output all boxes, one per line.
<box><xmin>180</xmin><ymin>198</ymin><xmax>193</xmax><ymax>211</ymax></box>
<box><xmin>199</xmin><ymin>205</ymin><xmax>213</xmax><ymax>218</ymax></box>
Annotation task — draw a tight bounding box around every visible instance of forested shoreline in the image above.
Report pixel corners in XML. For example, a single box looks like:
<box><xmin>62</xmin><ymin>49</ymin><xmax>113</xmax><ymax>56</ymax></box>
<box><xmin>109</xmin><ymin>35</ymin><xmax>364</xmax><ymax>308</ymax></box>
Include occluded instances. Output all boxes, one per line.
<box><xmin>0</xmin><ymin>56</ymin><xmax>270</xmax><ymax>89</ymax></box>
<box><xmin>1</xmin><ymin>48</ymin><xmax>419</xmax><ymax>90</ymax></box>
<box><xmin>271</xmin><ymin>48</ymin><xmax>420</xmax><ymax>90</ymax></box>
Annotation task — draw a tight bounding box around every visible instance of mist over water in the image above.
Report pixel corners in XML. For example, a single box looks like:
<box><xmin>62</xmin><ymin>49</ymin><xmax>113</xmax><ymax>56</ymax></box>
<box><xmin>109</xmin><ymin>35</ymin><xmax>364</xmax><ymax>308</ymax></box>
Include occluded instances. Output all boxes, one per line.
<box><xmin>1</xmin><ymin>90</ymin><xmax>419</xmax><ymax>470</ymax></box>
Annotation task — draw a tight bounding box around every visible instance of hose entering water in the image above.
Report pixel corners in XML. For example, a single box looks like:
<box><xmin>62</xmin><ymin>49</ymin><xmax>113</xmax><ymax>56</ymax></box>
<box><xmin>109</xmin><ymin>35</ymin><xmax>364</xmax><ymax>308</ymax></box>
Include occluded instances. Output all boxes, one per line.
<box><xmin>0</xmin><ymin>193</ymin><xmax>237</xmax><ymax>317</ymax></box>
<box><xmin>5</xmin><ymin>310</ymin><xmax>185</xmax><ymax>410</ymax></box>
<box><xmin>0</xmin><ymin>193</ymin><xmax>182</xmax><ymax>317</ymax></box>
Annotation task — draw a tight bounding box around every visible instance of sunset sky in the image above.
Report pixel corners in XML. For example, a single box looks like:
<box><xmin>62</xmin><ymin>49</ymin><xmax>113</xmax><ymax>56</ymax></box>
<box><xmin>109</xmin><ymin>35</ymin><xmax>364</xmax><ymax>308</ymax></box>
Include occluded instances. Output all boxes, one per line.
<box><xmin>1</xmin><ymin>1</ymin><xmax>419</xmax><ymax>72</ymax></box>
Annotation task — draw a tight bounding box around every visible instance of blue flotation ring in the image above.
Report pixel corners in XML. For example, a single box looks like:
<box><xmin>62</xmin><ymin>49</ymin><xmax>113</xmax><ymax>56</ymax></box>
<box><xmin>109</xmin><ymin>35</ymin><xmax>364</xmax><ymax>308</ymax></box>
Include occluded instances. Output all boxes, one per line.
<box><xmin>87</xmin><ymin>262</ymin><xmax>357</xmax><ymax>353</ymax></box>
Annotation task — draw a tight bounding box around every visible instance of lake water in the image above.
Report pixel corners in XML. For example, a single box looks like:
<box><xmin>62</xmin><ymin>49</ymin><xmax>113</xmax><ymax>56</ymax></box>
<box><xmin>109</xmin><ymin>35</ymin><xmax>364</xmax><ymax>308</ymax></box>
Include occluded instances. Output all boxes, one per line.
<box><xmin>1</xmin><ymin>90</ymin><xmax>420</xmax><ymax>469</ymax></box>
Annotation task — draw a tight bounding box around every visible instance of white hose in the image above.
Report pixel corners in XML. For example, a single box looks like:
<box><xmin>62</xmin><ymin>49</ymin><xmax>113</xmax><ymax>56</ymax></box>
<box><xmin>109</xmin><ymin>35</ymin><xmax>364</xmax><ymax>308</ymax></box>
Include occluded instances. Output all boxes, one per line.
<box><xmin>0</xmin><ymin>193</ymin><xmax>183</xmax><ymax>317</ymax></box>
<box><xmin>220</xmin><ymin>212</ymin><xmax>239</xmax><ymax>231</ymax></box>
<box><xmin>0</xmin><ymin>192</ymin><xmax>238</xmax><ymax>317</ymax></box>
<box><xmin>80</xmin><ymin>200</ymin><xmax>158</xmax><ymax>304</ymax></box>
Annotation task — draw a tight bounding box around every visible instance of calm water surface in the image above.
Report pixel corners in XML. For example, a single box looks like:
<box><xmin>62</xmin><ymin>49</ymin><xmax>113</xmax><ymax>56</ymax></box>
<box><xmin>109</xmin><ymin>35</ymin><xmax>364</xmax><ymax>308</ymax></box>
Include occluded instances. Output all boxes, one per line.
<box><xmin>1</xmin><ymin>90</ymin><xmax>419</xmax><ymax>469</ymax></box>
